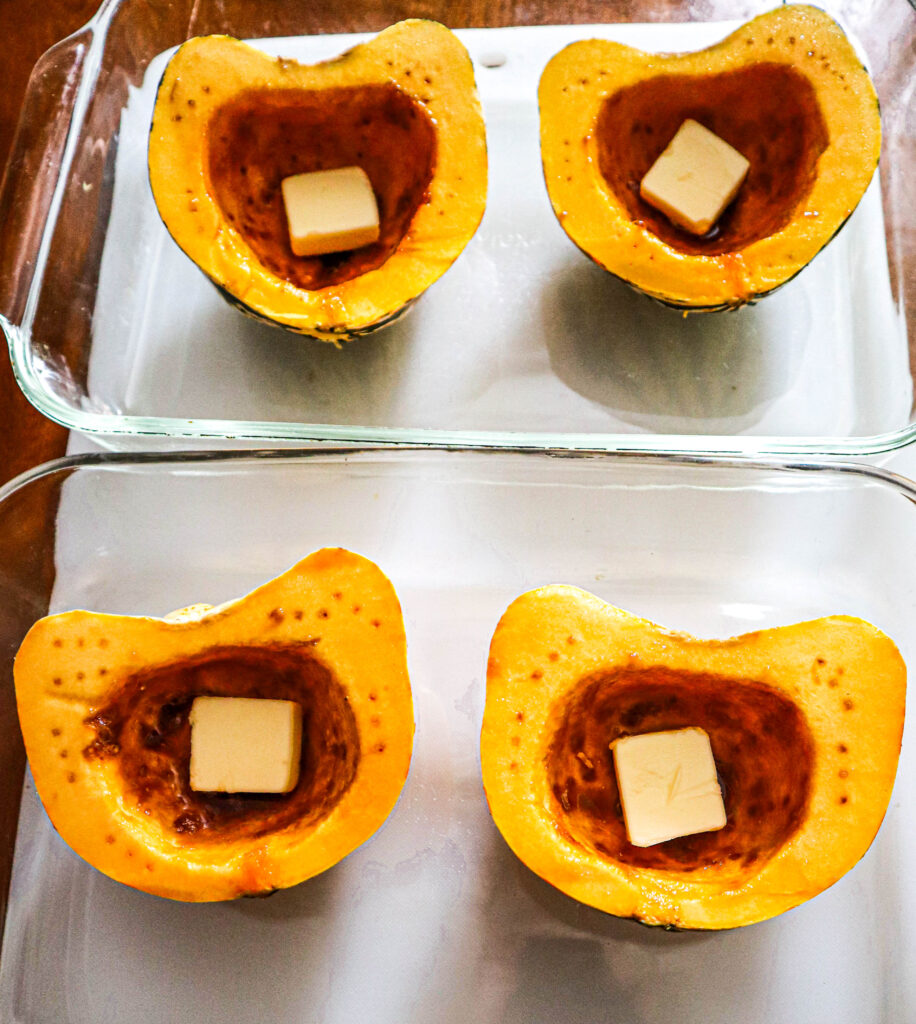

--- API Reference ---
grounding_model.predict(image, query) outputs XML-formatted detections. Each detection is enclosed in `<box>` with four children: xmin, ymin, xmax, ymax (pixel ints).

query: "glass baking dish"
<box><xmin>0</xmin><ymin>0</ymin><xmax>914</xmax><ymax>453</ymax></box>
<box><xmin>0</xmin><ymin>446</ymin><xmax>913</xmax><ymax>1022</ymax></box>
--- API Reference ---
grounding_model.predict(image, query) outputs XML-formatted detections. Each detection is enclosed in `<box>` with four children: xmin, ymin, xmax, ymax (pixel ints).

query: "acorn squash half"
<box><xmin>148</xmin><ymin>21</ymin><xmax>487</xmax><ymax>341</ymax></box>
<box><xmin>13</xmin><ymin>549</ymin><xmax>413</xmax><ymax>902</ymax></box>
<box><xmin>538</xmin><ymin>6</ymin><xmax>881</xmax><ymax>310</ymax></box>
<box><xmin>481</xmin><ymin>587</ymin><xmax>905</xmax><ymax>929</ymax></box>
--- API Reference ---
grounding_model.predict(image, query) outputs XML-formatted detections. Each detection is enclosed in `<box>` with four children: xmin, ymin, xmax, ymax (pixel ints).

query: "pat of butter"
<box><xmin>639</xmin><ymin>119</ymin><xmax>750</xmax><ymax>236</ymax></box>
<box><xmin>189</xmin><ymin>696</ymin><xmax>302</xmax><ymax>794</ymax></box>
<box><xmin>612</xmin><ymin>727</ymin><xmax>726</xmax><ymax>848</ymax></box>
<box><xmin>281</xmin><ymin>166</ymin><xmax>380</xmax><ymax>257</ymax></box>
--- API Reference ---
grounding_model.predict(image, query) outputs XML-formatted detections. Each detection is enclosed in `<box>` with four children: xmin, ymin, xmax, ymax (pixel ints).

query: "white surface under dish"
<box><xmin>77</xmin><ymin>22</ymin><xmax>909</xmax><ymax>449</ymax></box>
<box><xmin>0</xmin><ymin>449</ymin><xmax>913</xmax><ymax>1023</ymax></box>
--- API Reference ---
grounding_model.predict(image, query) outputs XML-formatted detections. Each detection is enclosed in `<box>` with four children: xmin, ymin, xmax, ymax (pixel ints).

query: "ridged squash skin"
<box><xmin>14</xmin><ymin>549</ymin><xmax>413</xmax><ymax>902</ymax></box>
<box><xmin>148</xmin><ymin>21</ymin><xmax>487</xmax><ymax>341</ymax></box>
<box><xmin>481</xmin><ymin>587</ymin><xmax>905</xmax><ymax>929</ymax></box>
<box><xmin>538</xmin><ymin>6</ymin><xmax>881</xmax><ymax>310</ymax></box>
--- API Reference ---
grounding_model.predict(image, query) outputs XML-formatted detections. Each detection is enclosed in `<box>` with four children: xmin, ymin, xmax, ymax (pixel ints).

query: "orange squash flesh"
<box><xmin>481</xmin><ymin>587</ymin><xmax>906</xmax><ymax>929</ymax></box>
<box><xmin>538</xmin><ymin>5</ymin><xmax>882</xmax><ymax>309</ymax></box>
<box><xmin>14</xmin><ymin>549</ymin><xmax>413</xmax><ymax>902</ymax></box>
<box><xmin>148</xmin><ymin>21</ymin><xmax>488</xmax><ymax>340</ymax></box>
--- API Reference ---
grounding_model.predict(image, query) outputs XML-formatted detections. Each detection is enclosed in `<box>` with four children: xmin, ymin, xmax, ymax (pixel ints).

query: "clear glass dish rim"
<box><xmin>4</xmin><ymin>0</ymin><xmax>914</xmax><ymax>459</ymax></box>
<box><xmin>7</xmin><ymin>310</ymin><xmax>916</xmax><ymax>456</ymax></box>
<box><xmin>5</xmin><ymin>444</ymin><xmax>916</xmax><ymax>508</ymax></box>
<box><xmin>6</xmin><ymin>322</ymin><xmax>916</xmax><ymax>457</ymax></box>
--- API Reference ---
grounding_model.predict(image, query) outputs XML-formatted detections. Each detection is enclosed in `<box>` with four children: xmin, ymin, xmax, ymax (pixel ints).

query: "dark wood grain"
<box><xmin>0</xmin><ymin>0</ymin><xmax>101</xmax><ymax>952</ymax></box>
<box><xmin>1</xmin><ymin>1</ymin><xmax>92</xmax><ymax>483</ymax></box>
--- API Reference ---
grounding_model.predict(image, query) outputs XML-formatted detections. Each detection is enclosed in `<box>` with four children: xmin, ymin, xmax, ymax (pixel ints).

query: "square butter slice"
<box><xmin>612</xmin><ymin>727</ymin><xmax>727</xmax><ymax>847</ymax></box>
<box><xmin>281</xmin><ymin>165</ymin><xmax>380</xmax><ymax>257</ymax></box>
<box><xmin>189</xmin><ymin>696</ymin><xmax>302</xmax><ymax>794</ymax></box>
<box><xmin>639</xmin><ymin>119</ymin><xmax>750</xmax><ymax>236</ymax></box>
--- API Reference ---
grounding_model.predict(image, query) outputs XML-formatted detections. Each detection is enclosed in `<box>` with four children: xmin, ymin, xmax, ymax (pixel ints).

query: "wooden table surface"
<box><xmin>1</xmin><ymin>1</ymin><xmax>92</xmax><ymax>486</ymax></box>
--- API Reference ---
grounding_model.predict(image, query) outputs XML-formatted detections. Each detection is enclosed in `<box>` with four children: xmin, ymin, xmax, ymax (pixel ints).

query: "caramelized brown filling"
<box><xmin>546</xmin><ymin>665</ymin><xmax>813</xmax><ymax>872</ymax></box>
<box><xmin>595</xmin><ymin>64</ymin><xmax>829</xmax><ymax>255</ymax></box>
<box><xmin>206</xmin><ymin>84</ymin><xmax>436</xmax><ymax>291</ymax></box>
<box><xmin>83</xmin><ymin>645</ymin><xmax>359</xmax><ymax>842</ymax></box>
